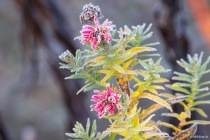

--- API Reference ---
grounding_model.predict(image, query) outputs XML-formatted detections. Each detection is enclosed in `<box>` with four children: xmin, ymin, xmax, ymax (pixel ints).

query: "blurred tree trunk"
<box><xmin>0</xmin><ymin>115</ymin><xmax>10</xmax><ymax>140</ymax></box>
<box><xmin>154</xmin><ymin>0</ymin><xmax>190</xmax><ymax>134</ymax></box>
<box><xmin>154</xmin><ymin>0</ymin><xmax>189</xmax><ymax>72</ymax></box>
<box><xmin>15</xmin><ymin>0</ymin><xmax>88</xmax><ymax>131</ymax></box>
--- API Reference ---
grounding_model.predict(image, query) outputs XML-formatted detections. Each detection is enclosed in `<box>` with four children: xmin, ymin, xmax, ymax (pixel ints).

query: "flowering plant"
<box><xmin>59</xmin><ymin>3</ymin><xmax>210</xmax><ymax>140</ymax></box>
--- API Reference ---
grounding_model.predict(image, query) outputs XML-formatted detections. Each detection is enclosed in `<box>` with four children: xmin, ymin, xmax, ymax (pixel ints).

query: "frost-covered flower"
<box><xmin>80</xmin><ymin>3</ymin><xmax>103</xmax><ymax>25</ymax></box>
<box><xmin>90</xmin><ymin>84</ymin><xmax>122</xmax><ymax>118</ymax></box>
<box><xmin>80</xmin><ymin>17</ymin><xmax>114</xmax><ymax>50</ymax></box>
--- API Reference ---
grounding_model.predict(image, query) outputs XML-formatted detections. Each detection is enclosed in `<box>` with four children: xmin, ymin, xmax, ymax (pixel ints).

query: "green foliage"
<box><xmin>159</xmin><ymin>53</ymin><xmax>210</xmax><ymax>136</ymax></box>
<box><xmin>59</xmin><ymin>3</ymin><xmax>210</xmax><ymax>140</ymax></box>
<box><xmin>131</xmin><ymin>58</ymin><xmax>172</xmax><ymax>112</ymax></box>
<box><xmin>103</xmin><ymin>97</ymin><xmax>168</xmax><ymax>140</ymax></box>
<box><xmin>59</xmin><ymin>23</ymin><xmax>158</xmax><ymax>94</ymax></box>
<box><xmin>66</xmin><ymin>118</ymin><xmax>109</xmax><ymax>140</ymax></box>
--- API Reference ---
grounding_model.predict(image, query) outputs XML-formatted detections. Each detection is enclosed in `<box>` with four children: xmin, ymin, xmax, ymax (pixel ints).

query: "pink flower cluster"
<box><xmin>90</xmin><ymin>84</ymin><xmax>122</xmax><ymax>118</ymax></box>
<box><xmin>80</xmin><ymin>17</ymin><xmax>114</xmax><ymax>50</ymax></box>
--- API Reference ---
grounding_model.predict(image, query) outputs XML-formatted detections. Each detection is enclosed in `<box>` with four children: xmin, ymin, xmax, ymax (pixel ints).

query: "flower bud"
<box><xmin>80</xmin><ymin>3</ymin><xmax>103</xmax><ymax>25</ymax></box>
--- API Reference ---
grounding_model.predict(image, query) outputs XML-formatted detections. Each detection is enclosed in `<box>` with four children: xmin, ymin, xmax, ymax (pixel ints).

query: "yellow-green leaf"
<box><xmin>90</xmin><ymin>56</ymin><xmax>106</xmax><ymax>63</ymax></box>
<box><xmin>161</xmin><ymin>113</ymin><xmax>180</xmax><ymax>121</ymax></box>
<box><xmin>106</xmin><ymin>128</ymin><xmax>127</xmax><ymax>134</ymax></box>
<box><xmin>101</xmin><ymin>70</ymin><xmax>115</xmax><ymax>82</ymax></box>
<box><xmin>167</xmin><ymin>84</ymin><xmax>191</xmax><ymax>94</ymax></box>
<box><xmin>131</xmin><ymin>91</ymin><xmax>142</xmax><ymax>99</ymax></box>
<box><xmin>196</xmin><ymin>92</ymin><xmax>210</xmax><ymax>99</ymax></box>
<box><xmin>125</xmin><ymin>70</ymin><xmax>137</xmax><ymax>75</ymax></box>
<box><xmin>122</xmin><ymin>57</ymin><xmax>135</xmax><ymax>69</ymax></box>
<box><xmin>112</xmin><ymin>63</ymin><xmax>125</xmax><ymax>74</ymax></box>
<box><xmin>97</xmin><ymin>70</ymin><xmax>110</xmax><ymax>74</ymax></box>
<box><xmin>182</xmin><ymin>120</ymin><xmax>210</xmax><ymax>126</ymax></box>
<box><xmin>85</xmin><ymin>56</ymin><xmax>106</xmax><ymax>66</ymax></box>
<box><xmin>108</xmin><ymin>133</ymin><xmax>116</xmax><ymax>140</ymax></box>
<box><xmin>126</xmin><ymin>47</ymin><xmax>156</xmax><ymax>54</ymax></box>
<box><xmin>130</xmin><ymin>104</ymin><xmax>137</xmax><ymax>115</ymax></box>
<box><xmin>140</xmin><ymin>96</ymin><xmax>187</xmax><ymax>120</ymax></box>
<box><xmin>139</xmin><ymin>93</ymin><xmax>172</xmax><ymax>112</ymax></box>
<box><xmin>153</xmin><ymin>78</ymin><xmax>169</xmax><ymax>83</ymax></box>
<box><xmin>132</xmin><ymin>114</ymin><xmax>139</xmax><ymax>127</ymax></box>
<box><xmin>193</xmin><ymin>100</ymin><xmax>210</xmax><ymax>106</ymax></box>
<box><xmin>158</xmin><ymin>122</ymin><xmax>180</xmax><ymax>132</ymax></box>
<box><xmin>191</xmin><ymin>108</ymin><xmax>208</xmax><ymax>118</ymax></box>
<box><xmin>147</xmin><ymin>86</ymin><xmax>158</xmax><ymax>95</ymax></box>
<box><xmin>142</xmin><ymin>132</ymin><xmax>169</xmax><ymax>140</ymax></box>
<box><xmin>152</xmin><ymin>85</ymin><xmax>165</xmax><ymax>90</ymax></box>
<box><xmin>139</xmin><ymin>114</ymin><xmax>155</xmax><ymax>127</ymax></box>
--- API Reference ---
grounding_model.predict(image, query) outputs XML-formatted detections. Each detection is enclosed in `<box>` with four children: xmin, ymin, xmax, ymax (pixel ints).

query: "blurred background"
<box><xmin>0</xmin><ymin>0</ymin><xmax>210</xmax><ymax>140</ymax></box>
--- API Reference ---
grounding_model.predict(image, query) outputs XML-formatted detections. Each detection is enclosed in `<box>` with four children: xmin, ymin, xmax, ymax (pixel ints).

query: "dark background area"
<box><xmin>0</xmin><ymin>0</ymin><xmax>210</xmax><ymax>140</ymax></box>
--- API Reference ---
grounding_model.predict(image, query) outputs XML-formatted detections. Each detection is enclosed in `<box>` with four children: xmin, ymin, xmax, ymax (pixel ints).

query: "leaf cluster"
<box><xmin>66</xmin><ymin>118</ymin><xmax>109</xmax><ymax>140</ymax></box>
<box><xmin>159</xmin><ymin>53</ymin><xmax>210</xmax><ymax>137</ymax></box>
<box><xmin>59</xmin><ymin>6</ymin><xmax>210</xmax><ymax>139</ymax></box>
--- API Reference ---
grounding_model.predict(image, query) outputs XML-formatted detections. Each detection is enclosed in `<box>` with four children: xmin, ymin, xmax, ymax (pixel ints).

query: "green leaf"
<box><xmin>90</xmin><ymin>120</ymin><xmax>97</xmax><ymax>138</ymax></box>
<box><xmin>193</xmin><ymin>100</ymin><xmax>210</xmax><ymax>106</ymax></box>
<box><xmin>139</xmin><ymin>114</ymin><xmax>155</xmax><ymax>127</ymax></box>
<box><xmin>142</xmin><ymin>23</ymin><xmax>152</xmax><ymax>35</ymax></box>
<box><xmin>151</xmin><ymin>85</ymin><xmax>165</xmax><ymax>90</ymax></box>
<box><xmin>139</xmin><ymin>60</ymin><xmax>149</xmax><ymax>70</ymax></box>
<box><xmin>196</xmin><ymin>92</ymin><xmax>210</xmax><ymax>99</ymax></box>
<box><xmin>177</xmin><ymin>60</ymin><xmax>193</xmax><ymax>73</ymax></box>
<box><xmin>172</xmin><ymin>76</ymin><xmax>192</xmax><ymax>84</ymax></box>
<box><xmin>140</xmin><ymin>96</ymin><xmax>187</xmax><ymax>119</ymax></box>
<box><xmin>106</xmin><ymin>127</ymin><xmax>127</xmax><ymax>133</ymax></box>
<box><xmin>202</xmin><ymin>69</ymin><xmax>210</xmax><ymax>75</ymax></box>
<box><xmin>95</xmin><ymin>72</ymin><xmax>101</xmax><ymax>81</ymax></box>
<box><xmin>142</xmin><ymin>132</ymin><xmax>169</xmax><ymax>140</ymax></box>
<box><xmin>199</xmin><ymin>81</ymin><xmax>210</xmax><ymax>87</ymax></box>
<box><xmin>97</xmin><ymin>132</ymin><xmax>110</xmax><ymax>140</ymax></box>
<box><xmin>153</xmin><ymin>78</ymin><xmax>169</xmax><ymax>83</ymax></box>
<box><xmin>65</xmin><ymin>74</ymin><xmax>85</xmax><ymax>79</ymax></box>
<box><xmin>167</xmin><ymin>84</ymin><xmax>191</xmax><ymax>95</ymax></box>
<box><xmin>141</xmin><ymin>42</ymin><xmax>160</xmax><ymax>47</ymax></box>
<box><xmin>183</xmin><ymin>120</ymin><xmax>210</xmax><ymax>126</ymax></box>
<box><xmin>191</xmin><ymin>108</ymin><xmax>208</xmax><ymax>118</ymax></box>
<box><xmin>147</xmin><ymin>86</ymin><xmax>158</xmax><ymax>95</ymax></box>
<box><xmin>76</xmin><ymin>83</ymin><xmax>92</xmax><ymax>95</ymax></box>
<box><xmin>200</xmin><ymin>56</ymin><xmax>210</xmax><ymax>73</ymax></box>
<box><xmin>172</xmin><ymin>82</ymin><xmax>192</xmax><ymax>88</ymax></box>
<box><xmin>84</xmin><ymin>84</ymin><xmax>99</xmax><ymax>92</ymax></box>
<box><xmin>161</xmin><ymin>113</ymin><xmax>180</xmax><ymax>120</ymax></box>
<box><xmin>142</xmin><ymin>32</ymin><xmax>153</xmax><ymax>41</ymax></box>
<box><xmin>158</xmin><ymin>122</ymin><xmax>180</xmax><ymax>132</ymax></box>
<box><xmin>87</xmin><ymin>66</ymin><xmax>94</xmax><ymax>74</ymax></box>
<box><xmin>86</xmin><ymin>118</ymin><xmax>90</xmax><ymax>135</ymax></box>
<box><xmin>108</xmin><ymin>133</ymin><xmax>116</xmax><ymax>140</ymax></box>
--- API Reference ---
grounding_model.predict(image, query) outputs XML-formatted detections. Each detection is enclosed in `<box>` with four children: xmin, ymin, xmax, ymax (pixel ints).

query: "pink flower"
<box><xmin>80</xmin><ymin>17</ymin><xmax>114</xmax><ymax>50</ymax></box>
<box><xmin>90</xmin><ymin>84</ymin><xmax>122</xmax><ymax>118</ymax></box>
